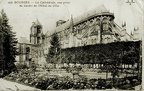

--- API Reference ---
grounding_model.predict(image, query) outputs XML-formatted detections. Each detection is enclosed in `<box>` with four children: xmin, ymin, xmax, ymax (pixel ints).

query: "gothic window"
<box><xmin>96</xmin><ymin>19</ymin><xmax>100</xmax><ymax>25</ymax></box>
<box><xmin>37</xmin><ymin>29</ymin><xmax>41</xmax><ymax>34</ymax></box>
<box><xmin>34</xmin><ymin>27</ymin><xmax>37</xmax><ymax>34</ymax></box>
<box><xmin>92</xmin><ymin>18</ymin><xmax>96</xmax><ymax>26</ymax></box>
<box><xmin>102</xmin><ymin>18</ymin><xmax>109</xmax><ymax>30</ymax></box>
<box><xmin>95</xmin><ymin>38</ymin><xmax>97</xmax><ymax>43</ymax></box>
<box><xmin>81</xmin><ymin>41</ymin><xmax>83</xmax><ymax>45</ymax></box>
<box><xmin>89</xmin><ymin>19</ymin><xmax>93</xmax><ymax>26</ymax></box>
<box><xmin>91</xmin><ymin>39</ymin><xmax>93</xmax><ymax>44</ymax></box>
<box><xmin>26</xmin><ymin>47</ymin><xmax>30</xmax><ymax>53</ymax></box>
<box><xmin>37</xmin><ymin>37</ymin><xmax>40</xmax><ymax>44</ymax></box>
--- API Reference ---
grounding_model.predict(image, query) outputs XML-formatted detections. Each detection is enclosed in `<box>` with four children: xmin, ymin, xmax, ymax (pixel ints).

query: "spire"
<box><xmin>122</xmin><ymin>21</ymin><xmax>124</xmax><ymax>27</ymax></box>
<box><xmin>134</xmin><ymin>26</ymin><xmax>136</xmax><ymax>31</ymax></box>
<box><xmin>36</xmin><ymin>18</ymin><xmax>42</xmax><ymax>26</ymax></box>
<box><xmin>122</xmin><ymin>21</ymin><xmax>126</xmax><ymax>27</ymax></box>
<box><xmin>124</xmin><ymin>21</ymin><xmax>126</xmax><ymax>26</ymax></box>
<box><xmin>113</xmin><ymin>11</ymin><xmax>114</xmax><ymax>16</ymax></box>
<box><xmin>130</xmin><ymin>31</ymin><xmax>133</xmax><ymax>36</ymax></box>
<box><xmin>70</xmin><ymin>15</ymin><xmax>74</xmax><ymax>33</ymax></box>
<box><xmin>32</xmin><ymin>22</ymin><xmax>36</xmax><ymax>26</ymax></box>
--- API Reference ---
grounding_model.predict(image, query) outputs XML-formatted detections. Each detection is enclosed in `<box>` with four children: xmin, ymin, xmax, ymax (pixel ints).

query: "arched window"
<box><xmin>96</xmin><ymin>19</ymin><xmax>100</xmax><ymax>25</ymax></box>
<box><xmin>95</xmin><ymin>38</ymin><xmax>97</xmax><ymax>43</ymax></box>
<box><xmin>107</xmin><ymin>37</ymin><xmax>110</xmax><ymax>43</ymax></box>
<box><xmin>89</xmin><ymin>19</ymin><xmax>94</xmax><ymax>26</ymax></box>
<box><xmin>34</xmin><ymin>26</ymin><xmax>37</xmax><ymax>34</ymax></box>
<box><xmin>102</xmin><ymin>18</ymin><xmax>109</xmax><ymax>30</ymax></box>
<box><xmin>91</xmin><ymin>39</ymin><xmax>93</xmax><ymax>44</ymax></box>
<box><xmin>26</xmin><ymin>47</ymin><xmax>30</xmax><ymax>53</ymax></box>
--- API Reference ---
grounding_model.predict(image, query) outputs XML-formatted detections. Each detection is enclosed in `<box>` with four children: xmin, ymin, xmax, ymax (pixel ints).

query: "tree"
<box><xmin>1</xmin><ymin>9</ymin><xmax>18</xmax><ymax>75</ymax></box>
<box><xmin>0</xmin><ymin>11</ymin><xmax>4</xmax><ymax>76</ymax></box>
<box><xmin>47</xmin><ymin>33</ymin><xmax>60</xmax><ymax>67</ymax></box>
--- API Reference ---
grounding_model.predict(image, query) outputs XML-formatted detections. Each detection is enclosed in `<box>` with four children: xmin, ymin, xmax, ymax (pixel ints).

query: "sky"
<box><xmin>0</xmin><ymin>0</ymin><xmax>143</xmax><ymax>40</ymax></box>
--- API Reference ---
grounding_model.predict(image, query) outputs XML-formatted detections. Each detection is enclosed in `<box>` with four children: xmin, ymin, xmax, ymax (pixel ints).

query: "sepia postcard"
<box><xmin>0</xmin><ymin>0</ymin><xmax>143</xmax><ymax>90</ymax></box>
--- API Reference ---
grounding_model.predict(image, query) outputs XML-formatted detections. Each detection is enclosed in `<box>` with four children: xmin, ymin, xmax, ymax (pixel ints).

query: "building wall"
<box><xmin>16</xmin><ymin>43</ymin><xmax>32</xmax><ymax>66</ymax></box>
<box><xmin>45</xmin><ymin>14</ymin><xmax>120</xmax><ymax>49</ymax></box>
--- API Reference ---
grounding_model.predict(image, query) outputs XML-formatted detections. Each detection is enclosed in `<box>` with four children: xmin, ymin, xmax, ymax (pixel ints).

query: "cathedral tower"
<box><xmin>30</xmin><ymin>19</ymin><xmax>43</xmax><ymax>45</ymax></box>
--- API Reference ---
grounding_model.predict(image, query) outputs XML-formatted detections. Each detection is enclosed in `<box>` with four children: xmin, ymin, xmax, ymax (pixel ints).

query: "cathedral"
<box><xmin>43</xmin><ymin>5</ymin><xmax>139</xmax><ymax>54</ymax></box>
<box><xmin>16</xmin><ymin>5</ymin><xmax>140</xmax><ymax>67</ymax></box>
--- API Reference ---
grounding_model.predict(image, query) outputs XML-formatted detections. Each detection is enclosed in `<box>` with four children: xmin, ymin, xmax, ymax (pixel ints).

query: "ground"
<box><xmin>0</xmin><ymin>78</ymin><xmax>39</xmax><ymax>90</ymax></box>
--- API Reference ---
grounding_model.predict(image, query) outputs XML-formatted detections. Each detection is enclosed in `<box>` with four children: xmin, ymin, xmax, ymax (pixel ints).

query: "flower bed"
<box><xmin>4</xmin><ymin>69</ymin><xmax>141</xmax><ymax>90</ymax></box>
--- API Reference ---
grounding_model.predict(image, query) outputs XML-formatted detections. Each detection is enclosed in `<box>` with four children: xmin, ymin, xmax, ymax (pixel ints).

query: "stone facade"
<box><xmin>44</xmin><ymin>5</ymin><xmax>137</xmax><ymax>54</ymax></box>
<box><xmin>16</xmin><ymin>5</ymin><xmax>140</xmax><ymax>68</ymax></box>
<box><xmin>15</xmin><ymin>37</ymin><xmax>32</xmax><ymax>66</ymax></box>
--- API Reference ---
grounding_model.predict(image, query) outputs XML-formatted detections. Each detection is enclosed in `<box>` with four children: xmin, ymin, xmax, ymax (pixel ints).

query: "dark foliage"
<box><xmin>0</xmin><ymin>9</ymin><xmax>18</xmax><ymax>76</ymax></box>
<box><xmin>56</xmin><ymin>41</ymin><xmax>141</xmax><ymax>65</ymax></box>
<box><xmin>47</xmin><ymin>33</ymin><xmax>61</xmax><ymax>64</ymax></box>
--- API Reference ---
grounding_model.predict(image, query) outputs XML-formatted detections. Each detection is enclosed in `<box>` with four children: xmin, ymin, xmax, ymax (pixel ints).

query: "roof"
<box><xmin>18</xmin><ymin>37</ymin><xmax>30</xmax><ymax>44</ymax></box>
<box><xmin>35</xmin><ymin>19</ymin><xmax>42</xmax><ymax>26</ymax></box>
<box><xmin>31</xmin><ymin>19</ymin><xmax>42</xmax><ymax>28</ymax></box>
<box><xmin>46</xmin><ymin>4</ymin><xmax>114</xmax><ymax>36</ymax></box>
